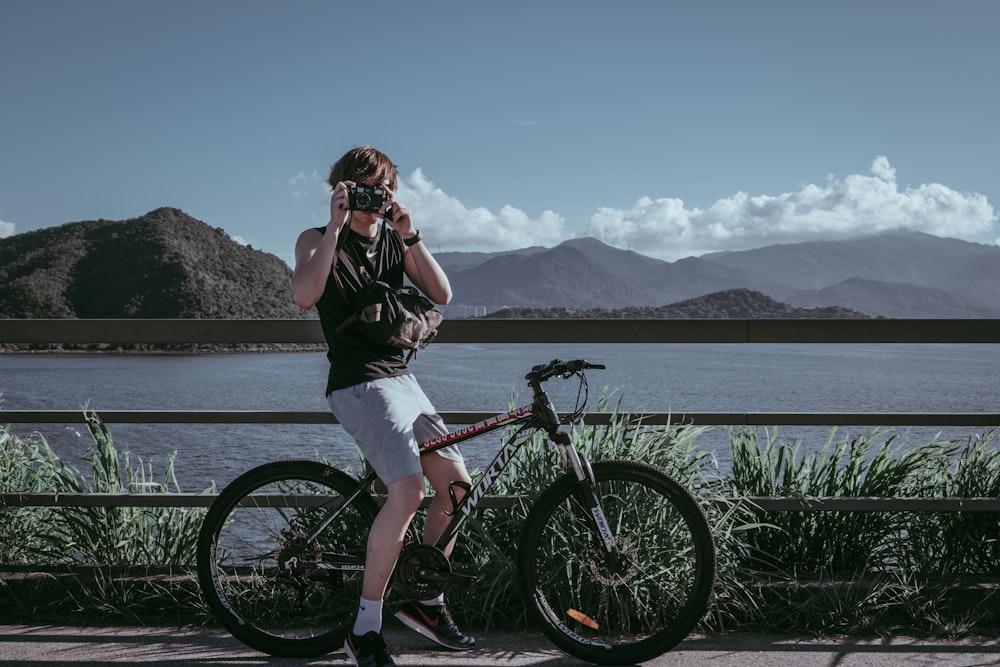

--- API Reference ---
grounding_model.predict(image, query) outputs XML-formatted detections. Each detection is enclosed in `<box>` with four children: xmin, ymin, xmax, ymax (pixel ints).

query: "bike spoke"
<box><xmin>519</xmin><ymin>461</ymin><xmax>715</xmax><ymax>665</ymax></box>
<box><xmin>198</xmin><ymin>462</ymin><xmax>378</xmax><ymax>657</ymax></box>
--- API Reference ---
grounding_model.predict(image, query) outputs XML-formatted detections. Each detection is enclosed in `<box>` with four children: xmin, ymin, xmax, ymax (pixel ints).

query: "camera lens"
<box><xmin>355</xmin><ymin>192</ymin><xmax>372</xmax><ymax>209</ymax></box>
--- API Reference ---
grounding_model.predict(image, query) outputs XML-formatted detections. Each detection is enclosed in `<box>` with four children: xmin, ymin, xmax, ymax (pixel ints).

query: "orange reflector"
<box><xmin>566</xmin><ymin>608</ymin><xmax>600</xmax><ymax>630</ymax></box>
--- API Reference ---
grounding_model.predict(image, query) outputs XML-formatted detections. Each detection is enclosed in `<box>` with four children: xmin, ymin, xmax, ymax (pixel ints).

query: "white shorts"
<box><xmin>326</xmin><ymin>374</ymin><xmax>464</xmax><ymax>485</ymax></box>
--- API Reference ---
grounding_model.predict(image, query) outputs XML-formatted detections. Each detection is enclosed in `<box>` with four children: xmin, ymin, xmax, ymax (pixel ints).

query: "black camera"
<box><xmin>348</xmin><ymin>185</ymin><xmax>388</xmax><ymax>212</ymax></box>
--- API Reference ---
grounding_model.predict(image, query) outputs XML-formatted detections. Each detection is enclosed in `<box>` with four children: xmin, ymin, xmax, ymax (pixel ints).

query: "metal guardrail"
<box><xmin>4</xmin><ymin>492</ymin><xmax>1000</xmax><ymax>512</ymax></box>
<box><xmin>2</xmin><ymin>317</ymin><xmax>1000</xmax><ymax>343</ymax></box>
<box><xmin>2</xmin><ymin>318</ymin><xmax>999</xmax><ymax>513</ymax></box>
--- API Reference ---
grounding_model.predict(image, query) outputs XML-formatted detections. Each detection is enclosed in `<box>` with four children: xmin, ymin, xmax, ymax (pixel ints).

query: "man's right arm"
<box><xmin>291</xmin><ymin>227</ymin><xmax>338</xmax><ymax>309</ymax></box>
<box><xmin>291</xmin><ymin>184</ymin><xmax>352</xmax><ymax>309</ymax></box>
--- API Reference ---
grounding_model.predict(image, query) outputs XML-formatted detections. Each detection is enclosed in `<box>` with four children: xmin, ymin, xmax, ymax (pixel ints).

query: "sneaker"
<box><xmin>394</xmin><ymin>600</ymin><xmax>476</xmax><ymax>650</ymax></box>
<box><xmin>344</xmin><ymin>630</ymin><xmax>396</xmax><ymax>667</ymax></box>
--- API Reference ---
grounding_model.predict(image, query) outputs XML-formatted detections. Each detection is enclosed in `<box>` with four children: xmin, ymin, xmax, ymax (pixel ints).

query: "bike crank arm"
<box><xmin>414</xmin><ymin>570</ymin><xmax>485</xmax><ymax>586</ymax></box>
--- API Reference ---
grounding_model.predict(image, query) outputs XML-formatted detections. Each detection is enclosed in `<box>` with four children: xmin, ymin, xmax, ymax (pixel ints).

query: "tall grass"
<box><xmin>0</xmin><ymin>424</ymin><xmax>72</xmax><ymax>563</ymax></box>
<box><xmin>722</xmin><ymin>426</ymin><xmax>1000</xmax><ymax>635</ymax></box>
<box><xmin>3</xmin><ymin>413</ymin><xmax>1000</xmax><ymax>635</ymax></box>
<box><xmin>0</xmin><ymin>414</ymin><xmax>213</xmax><ymax>623</ymax></box>
<box><xmin>907</xmin><ymin>430</ymin><xmax>1000</xmax><ymax>576</ymax></box>
<box><xmin>729</xmin><ymin>427</ymin><xmax>951</xmax><ymax>576</ymax></box>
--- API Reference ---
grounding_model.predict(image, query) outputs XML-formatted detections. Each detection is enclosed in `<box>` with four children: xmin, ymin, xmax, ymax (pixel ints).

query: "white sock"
<box><xmin>353</xmin><ymin>597</ymin><xmax>383</xmax><ymax>636</ymax></box>
<box><xmin>420</xmin><ymin>593</ymin><xmax>445</xmax><ymax>607</ymax></box>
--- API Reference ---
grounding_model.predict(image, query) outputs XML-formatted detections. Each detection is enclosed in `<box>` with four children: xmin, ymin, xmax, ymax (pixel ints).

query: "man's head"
<box><xmin>328</xmin><ymin>146</ymin><xmax>398</xmax><ymax>190</ymax></box>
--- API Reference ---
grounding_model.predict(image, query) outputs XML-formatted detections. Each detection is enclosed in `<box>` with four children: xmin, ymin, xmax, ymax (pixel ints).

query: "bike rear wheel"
<box><xmin>196</xmin><ymin>460</ymin><xmax>378</xmax><ymax>657</ymax></box>
<box><xmin>518</xmin><ymin>460</ymin><xmax>716</xmax><ymax>665</ymax></box>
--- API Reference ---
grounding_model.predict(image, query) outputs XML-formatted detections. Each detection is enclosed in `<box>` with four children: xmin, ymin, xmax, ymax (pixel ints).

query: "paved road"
<box><xmin>2</xmin><ymin>625</ymin><xmax>999</xmax><ymax>666</ymax></box>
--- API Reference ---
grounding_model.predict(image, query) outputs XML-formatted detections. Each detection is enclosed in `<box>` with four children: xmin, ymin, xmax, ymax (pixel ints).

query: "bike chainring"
<box><xmin>396</xmin><ymin>544</ymin><xmax>451</xmax><ymax>598</ymax></box>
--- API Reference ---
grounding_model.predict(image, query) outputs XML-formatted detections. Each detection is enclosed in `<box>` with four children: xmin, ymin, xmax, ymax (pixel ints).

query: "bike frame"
<box><xmin>361</xmin><ymin>380</ymin><xmax>616</xmax><ymax>557</ymax></box>
<box><xmin>302</xmin><ymin>365</ymin><xmax>622</xmax><ymax>574</ymax></box>
<box><xmin>359</xmin><ymin>401</ymin><xmax>543</xmax><ymax>550</ymax></box>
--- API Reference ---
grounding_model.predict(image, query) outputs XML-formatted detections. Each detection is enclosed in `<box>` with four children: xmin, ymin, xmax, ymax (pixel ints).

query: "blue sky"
<box><xmin>2</xmin><ymin>1</ymin><xmax>997</xmax><ymax>266</ymax></box>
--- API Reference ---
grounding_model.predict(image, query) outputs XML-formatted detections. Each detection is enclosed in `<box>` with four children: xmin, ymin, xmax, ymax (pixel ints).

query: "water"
<box><xmin>1</xmin><ymin>344</ymin><xmax>997</xmax><ymax>490</ymax></box>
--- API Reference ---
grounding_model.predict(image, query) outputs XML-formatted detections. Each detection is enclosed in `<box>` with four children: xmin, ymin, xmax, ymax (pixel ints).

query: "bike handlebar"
<box><xmin>525</xmin><ymin>359</ymin><xmax>605</xmax><ymax>384</ymax></box>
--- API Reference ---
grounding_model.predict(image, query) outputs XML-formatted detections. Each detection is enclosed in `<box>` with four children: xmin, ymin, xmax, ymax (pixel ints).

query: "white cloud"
<box><xmin>292</xmin><ymin>156</ymin><xmax>998</xmax><ymax>259</ymax></box>
<box><xmin>290</xmin><ymin>169</ymin><xmax>322</xmax><ymax>200</ymax></box>
<box><xmin>585</xmin><ymin>156</ymin><xmax>998</xmax><ymax>260</ymax></box>
<box><xmin>291</xmin><ymin>167</ymin><xmax>568</xmax><ymax>251</ymax></box>
<box><xmin>397</xmin><ymin>168</ymin><xmax>567</xmax><ymax>251</ymax></box>
<box><xmin>0</xmin><ymin>220</ymin><xmax>15</xmax><ymax>238</ymax></box>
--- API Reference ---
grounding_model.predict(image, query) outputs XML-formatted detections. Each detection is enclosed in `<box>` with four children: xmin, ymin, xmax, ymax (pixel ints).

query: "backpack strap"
<box><xmin>329</xmin><ymin>216</ymin><xmax>373</xmax><ymax>317</ymax></box>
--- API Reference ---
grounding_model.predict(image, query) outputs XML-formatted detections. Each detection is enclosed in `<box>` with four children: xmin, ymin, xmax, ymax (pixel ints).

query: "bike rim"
<box><xmin>207</xmin><ymin>472</ymin><xmax>372</xmax><ymax>647</ymax></box>
<box><xmin>523</xmin><ymin>466</ymin><xmax>713</xmax><ymax>661</ymax></box>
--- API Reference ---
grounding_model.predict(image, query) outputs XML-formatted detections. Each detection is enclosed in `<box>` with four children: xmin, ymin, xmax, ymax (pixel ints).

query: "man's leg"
<box><xmin>421</xmin><ymin>453</ymin><xmax>473</xmax><ymax>554</ymax></box>
<box><xmin>346</xmin><ymin>473</ymin><xmax>424</xmax><ymax>667</ymax></box>
<box><xmin>360</xmin><ymin>472</ymin><xmax>425</xmax><ymax>602</ymax></box>
<box><xmin>393</xmin><ymin>454</ymin><xmax>476</xmax><ymax>650</ymax></box>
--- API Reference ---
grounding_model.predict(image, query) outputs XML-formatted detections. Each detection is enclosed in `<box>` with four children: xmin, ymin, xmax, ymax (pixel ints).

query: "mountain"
<box><xmin>561</xmin><ymin>238</ymin><xmax>774</xmax><ymax>305</ymax></box>
<box><xmin>435</xmin><ymin>245</ymin><xmax>548</xmax><ymax>273</ymax></box>
<box><xmin>3</xmin><ymin>210</ymin><xmax>997</xmax><ymax>321</ymax></box>
<box><xmin>449</xmin><ymin>244</ymin><xmax>662</xmax><ymax>309</ymax></box>
<box><xmin>488</xmin><ymin>288</ymin><xmax>868</xmax><ymax>319</ymax></box>
<box><xmin>445</xmin><ymin>239</ymin><xmax>770</xmax><ymax>310</ymax></box>
<box><xmin>440</xmin><ymin>230</ymin><xmax>1000</xmax><ymax>317</ymax></box>
<box><xmin>0</xmin><ymin>208</ymin><xmax>311</xmax><ymax>320</ymax></box>
<box><xmin>787</xmin><ymin>277</ymin><xmax>1000</xmax><ymax>319</ymax></box>
<box><xmin>704</xmin><ymin>230</ymin><xmax>1000</xmax><ymax>307</ymax></box>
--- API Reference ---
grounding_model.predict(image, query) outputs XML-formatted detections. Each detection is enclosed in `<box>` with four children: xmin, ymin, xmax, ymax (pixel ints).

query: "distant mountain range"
<box><xmin>487</xmin><ymin>289</ymin><xmax>868</xmax><ymax>319</ymax></box>
<box><xmin>1</xmin><ymin>209</ymin><xmax>998</xmax><ymax>325</ymax></box>
<box><xmin>437</xmin><ymin>231</ymin><xmax>1000</xmax><ymax>318</ymax></box>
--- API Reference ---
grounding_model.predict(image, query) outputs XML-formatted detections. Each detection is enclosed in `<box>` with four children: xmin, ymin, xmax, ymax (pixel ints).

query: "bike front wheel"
<box><xmin>196</xmin><ymin>460</ymin><xmax>378</xmax><ymax>658</ymax></box>
<box><xmin>518</xmin><ymin>460</ymin><xmax>716</xmax><ymax>665</ymax></box>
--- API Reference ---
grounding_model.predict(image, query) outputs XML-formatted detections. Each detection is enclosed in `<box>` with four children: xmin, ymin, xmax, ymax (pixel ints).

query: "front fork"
<box><xmin>548</xmin><ymin>429</ymin><xmax>623</xmax><ymax>564</ymax></box>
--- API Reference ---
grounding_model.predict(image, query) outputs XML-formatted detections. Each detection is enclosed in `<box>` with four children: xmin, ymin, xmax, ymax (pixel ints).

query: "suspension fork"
<box><xmin>532</xmin><ymin>381</ymin><xmax>623</xmax><ymax>561</ymax></box>
<box><xmin>547</xmin><ymin>429</ymin><xmax>623</xmax><ymax>563</ymax></box>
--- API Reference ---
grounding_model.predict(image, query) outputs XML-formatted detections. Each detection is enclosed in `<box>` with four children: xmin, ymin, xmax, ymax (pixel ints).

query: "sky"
<box><xmin>1</xmin><ymin>1</ymin><xmax>998</xmax><ymax>267</ymax></box>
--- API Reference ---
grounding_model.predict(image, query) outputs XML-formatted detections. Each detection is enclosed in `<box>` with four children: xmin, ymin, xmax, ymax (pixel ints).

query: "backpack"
<box><xmin>329</xmin><ymin>221</ymin><xmax>444</xmax><ymax>360</ymax></box>
<box><xmin>336</xmin><ymin>280</ymin><xmax>443</xmax><ymax>359</ymax></box>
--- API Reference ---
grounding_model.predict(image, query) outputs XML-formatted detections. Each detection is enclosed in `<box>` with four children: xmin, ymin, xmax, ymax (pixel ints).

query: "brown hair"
<box><xmin>327</xmin><ymin>146</ymin><xmax>398</xmax><ymax>191</ymax></box>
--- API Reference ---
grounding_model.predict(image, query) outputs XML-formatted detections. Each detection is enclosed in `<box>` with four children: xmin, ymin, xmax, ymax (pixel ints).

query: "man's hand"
<box><xmin>329</xmin><ymin>181</ymin><xmax>355</xmax><ymax>231</ymax></box>
<box><xmin>381</xmin><ymin>191</ymin><xmax>417</xmax><ymax>240</ymax></box>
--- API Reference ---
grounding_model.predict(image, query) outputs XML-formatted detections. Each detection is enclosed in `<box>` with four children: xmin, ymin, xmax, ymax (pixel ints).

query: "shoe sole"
<box><xmin>344</xmin><ymin>637</ymin><xmax>395</xmax><ymax>666</ymax></box>
<box><xmin>394</xmin><ymin>610</ymin><xmax>476</xmax><ymax>651</ymax></box>
<box><xmin>343</xmin><ymin>639</ymin><xmax>359</xmax><ymax>666</ymax></box>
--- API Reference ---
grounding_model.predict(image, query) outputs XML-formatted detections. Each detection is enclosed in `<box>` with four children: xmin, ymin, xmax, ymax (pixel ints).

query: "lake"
<box><xmin>1</xmin><ymin>343</ymin><xmax>997</xmax><ymax>490</ymax></box>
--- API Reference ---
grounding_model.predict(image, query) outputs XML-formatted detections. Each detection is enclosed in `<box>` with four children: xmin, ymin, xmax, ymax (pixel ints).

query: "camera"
<box><xmin>348</xmin><ymin>185</ymin><xmax>388</xmax><ymax>212</ymax></box>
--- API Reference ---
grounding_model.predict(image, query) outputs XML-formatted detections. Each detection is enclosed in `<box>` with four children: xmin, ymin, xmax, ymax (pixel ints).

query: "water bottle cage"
<box><xmin>446</xmin><ymin>480</ymin><xmax>472</xmax><ymax>516</ymax></box>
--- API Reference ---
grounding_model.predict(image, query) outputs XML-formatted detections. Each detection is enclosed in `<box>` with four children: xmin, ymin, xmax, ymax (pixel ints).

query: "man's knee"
<box><xmin>386</xmin><ymin>473</ymin><xmax>426</xmax><ymax>513</ymax></box>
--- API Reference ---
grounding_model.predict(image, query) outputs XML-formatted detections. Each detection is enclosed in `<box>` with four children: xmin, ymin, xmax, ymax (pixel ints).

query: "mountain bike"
<box><xmin>196</xmin><ymin>359</ymin><xmax>716</xmax><ymax>665</ymax></box>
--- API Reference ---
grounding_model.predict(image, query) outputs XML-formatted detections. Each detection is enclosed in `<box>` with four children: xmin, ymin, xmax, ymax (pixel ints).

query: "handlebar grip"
<box><xmin>525</xmin><ymin>359</ymin><xmax>605</xmax><ymax>382</ymax></box>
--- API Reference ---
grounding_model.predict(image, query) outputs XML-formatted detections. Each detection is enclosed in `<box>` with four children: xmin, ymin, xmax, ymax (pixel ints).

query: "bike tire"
<box><xmin>517</xmin><ymin>460</ymin><xmax>716</xmax><ymax>665</ymax></box>
<box><xmin>196</xmin><ymin>460</ymin><xmax>379</xmax><ymax>658</ymax></box>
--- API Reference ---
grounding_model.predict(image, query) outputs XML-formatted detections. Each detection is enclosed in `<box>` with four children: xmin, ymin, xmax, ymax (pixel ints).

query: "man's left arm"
<box><xmin>403</xmin><ymin>236</ymin><xmax>452</xmax><ymax>305</ymax></box>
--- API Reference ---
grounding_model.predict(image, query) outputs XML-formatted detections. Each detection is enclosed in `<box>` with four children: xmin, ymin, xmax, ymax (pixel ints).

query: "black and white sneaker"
<box><xmin>344</xmin><ymin>630</ymin><xmax>396</xmax><ymax>667</ymax></box>
<box><xmin>394</xmin><ymin>600</ymin><xmax>476</xmax><ymax>650</ymax></box>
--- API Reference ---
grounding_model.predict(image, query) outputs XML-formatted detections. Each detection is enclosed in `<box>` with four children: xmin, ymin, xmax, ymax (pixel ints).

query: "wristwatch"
<box><xmin>403</xmin><ymin>230</ymin><xmax>422</xmax><ymax>247</ymax></box>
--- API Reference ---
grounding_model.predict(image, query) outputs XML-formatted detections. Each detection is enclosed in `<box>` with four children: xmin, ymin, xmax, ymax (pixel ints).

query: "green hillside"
<box><xmin>487</xmin><ymin>289</ymin><xmax>869</xmax><ymax>319</ymax></box>
<box><xmin>0</xmin><ymin>208</ymin><xmax>315</xmax><ymax>351</ymax></box>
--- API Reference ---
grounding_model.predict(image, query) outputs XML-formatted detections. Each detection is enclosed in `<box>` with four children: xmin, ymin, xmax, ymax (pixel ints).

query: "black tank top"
<box><xmin>313</xmin><ymin>222</ymin><xmax>409</xmax><ymax>395</ymax></box>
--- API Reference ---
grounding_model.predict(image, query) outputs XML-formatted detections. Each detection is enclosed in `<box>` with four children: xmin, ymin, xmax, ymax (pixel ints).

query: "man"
<box><xmin>291</xmin><ymin>146</ymin><xmax>475</xmax><ymax>667</ymax></box>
